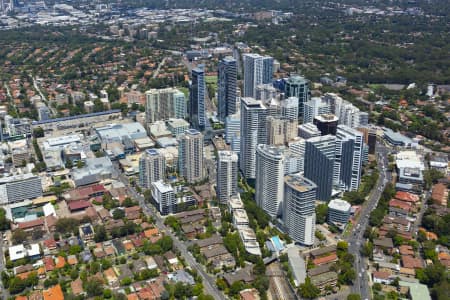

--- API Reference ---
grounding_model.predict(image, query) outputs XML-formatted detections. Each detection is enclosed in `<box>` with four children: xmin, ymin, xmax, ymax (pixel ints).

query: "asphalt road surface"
<box><xmin>347</xmin><ymin>142</ymin><xmax>392</xmax><ymax>300</ymax></box>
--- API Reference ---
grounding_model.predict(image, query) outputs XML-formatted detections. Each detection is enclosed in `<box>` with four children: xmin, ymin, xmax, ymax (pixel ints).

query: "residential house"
<box><xmin>164</xmin><ymin>251</ymin><xmax>178</xmax><ymax>265</ymax></box>
<box><xmin>124</xmin><ymin>206</ymin><xmax>141</xmax><ymax>220</ymax></box>
<box><xmin>202</xmin><ymin>245</ymin><xmax>236</xmax><ymax>269</ymax></box>
<box><xmin>71</xmin><ymin>278</ymin><xmax>85</xmax><ymax>296</ymax></box>
<box><xmin>373</xmin><ymin>271</ymin><xmax>393</xmax><ymax>285</ymax></box>
<box><xmin>104</xmin><ymin>267</ymin><xmax>119</xmax><ymax>287</ymax></box>
<box><xmin>43</xmin><ymin>284</ymin><xmax>64</xmax><ymax>300</ymax></box>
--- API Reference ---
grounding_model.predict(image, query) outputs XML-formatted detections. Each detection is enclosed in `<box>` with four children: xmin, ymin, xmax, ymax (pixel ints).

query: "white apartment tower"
<box><xmin>178</xmin><ymin>129</ymin><xmax>204</xmax><ymax>183</ymax></box>
<box><xmin>334</xmin><ymin>125</ymin><xmax>364</xmax><ymax>191</ymax></box>
<box><xmin>240</xmin><ymin>97</ymin><xmax>267</xmax><ymax>180</ymax></box>
<box><xmin>283</xmin><ymin>173</ymin><xmax>317</xmax><ymax>246</ymax></box>
<box><xmin>216</xmin><ymin>151</ymin><xmax>239</xmax><ymax>204</ymax></box>
<box><xmin>255</xmin><ymin>144</ymin><xmax>285</xmax><ymax>218</ymax></box>
<box><xmin>139</xmin><ymin>149</ymin><xmax>166</xmax><ymax>189</ymax></box>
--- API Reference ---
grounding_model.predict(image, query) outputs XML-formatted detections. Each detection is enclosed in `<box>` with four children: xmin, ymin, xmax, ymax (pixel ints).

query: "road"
<box><xmin>0</xmin><ymin>234</ymin><xmax>8</xmax><ymax>299</ymax></box>
<box><xmin>347</xmin><ymin>142</ymin><xmax>392</xmax><ymax>300</ymax></box>
<box><xmin>114</xmin><ymin>167</ymin><xmax>226</xmax><ymax>300</ymax></box>
<box><xmin>30</xmin><ymin>75</ymin><xmax>57</xmax><ymax>117</ymax></box>
<box><xmin>152</xmin><ymin>56</ymin><xmax>168</xmax><ymax>79</ymax></box>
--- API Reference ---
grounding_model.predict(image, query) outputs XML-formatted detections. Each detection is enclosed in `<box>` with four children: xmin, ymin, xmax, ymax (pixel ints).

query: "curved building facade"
<box><xmin>255</xmin><ymin>144</ymin><xmax>285</xmax><ymax>218</ymax></box>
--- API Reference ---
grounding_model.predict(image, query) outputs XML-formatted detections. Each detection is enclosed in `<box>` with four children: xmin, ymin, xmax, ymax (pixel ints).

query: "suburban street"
<box><xmin>0</xmin><ymin>235</ymin><xmax>8</xmax><ymax>300</ymax></box>
<box><xmin>114</xmin><ymin>167</ymin><xmax>226</xmax><ymax>300</ymax></box>
<box><xmin>30</xmin><ymin>75</ymin><xmax>57</xmax><ymax>116</ymax></box>
<box><xmin>347</xmin><ymin>142</ymin><xmax>392</xmax><ymax>300</ymax></box>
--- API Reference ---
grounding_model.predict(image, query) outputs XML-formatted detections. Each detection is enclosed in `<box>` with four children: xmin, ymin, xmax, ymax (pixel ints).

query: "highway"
<box><xmin>347</xmin><ymin>142</ymin><xmax>392</xmax><ymax>300</ymax></box>
<box><xmin>114</xmin><ymin>167</ymin><xmax>226</xmax><ymax>300</ymax></box>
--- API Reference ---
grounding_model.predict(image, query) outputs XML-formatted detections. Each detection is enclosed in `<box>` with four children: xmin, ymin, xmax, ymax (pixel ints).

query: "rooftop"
<box><xmin>284</xmin><ymin>173</ymin><xmax>317</xmax><ymax>193</ymax></box>
<box><xmin>328</xmin><ymin>199</ymin><xmax>351</xmax><ymax>212</ymax></box>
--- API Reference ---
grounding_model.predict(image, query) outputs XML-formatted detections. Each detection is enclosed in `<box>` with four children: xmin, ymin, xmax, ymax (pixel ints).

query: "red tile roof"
<box><xmin>373</xmin><ymin>271</ymin><xmax>391</xmax><ymax>280</ymax></box>
<box><xmin>389</xmin><ymin>199</ymin><xmax>412</xmax><ymax>211</ymax></box>
<box><xmin>43</xmin><ymin>239</ymin><xmax>57</xmax><ymax>250</ymax></box>
<box><xmin>68</xmin><ymin>200</ymin><xmax>91</xmax><ymax>211</ymax></box>
<box><xmin>432</xmin><ymin>183</ymin><xmax>448</xmax><ymax>206</ymax></box>
<box><xmin>43</xmin><ymin>284</ymin><xmax>64</xmax><ymax>300</ymax></box>
<box><xmin>18</xmin><ymin>218</ymin><xmax>45</xmax><ymax>230</ymax></box>
<box><xmin>43</xmin><ymin>256</ymin><xmax>55</xmax><ymax>272</ymax></box>
<box><xmin>313</xmin><ymin>253</ymin><xmax>338</xmax><ymax>266</ymax></box>
<box><xmin>395</xmin><ymin>191</ymin><xmax>420</xmax><ymax>203</ymax></box>
<box><xmin>401</xmin><ymin>255</ymin><xmax>423</xmax><ymax>269</ymax></box>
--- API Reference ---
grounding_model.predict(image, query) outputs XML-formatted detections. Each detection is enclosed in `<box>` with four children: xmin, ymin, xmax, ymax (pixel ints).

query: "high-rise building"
<box><xmin>313</xmin><ymin>114</ymin><xmax>339</xmax><ymax>136</ymax></box>
<box><xmin>283</xmin><ymin>173</ymin><xmax>316</xmax><ymax>246</ymax></box>
<box><xmin>262</xmin><ymin>56</ymin><xmax>274</xmax><ymax>84</ymax></box>
<box><xmin>151</xmin><ymin>180</ymin><xmax>176</xmax><ymax>216</ymax></box>
<box><xmin>243</xmin><ymin>54</ymin><xmax>264</xmax><ymax>98</ymax></box>
<box><xmin>298</xmin><ymin>123</ymin><xmax>321</xmax><ymax>139</ymax></box>
<box><xmin>324</xmin><ymin>93</ymin><xmax>369</xmax><ymax>129</ymax></box>
<box><xmin>280</xmin><ymin>96</ymin><xmax>299</xmax><ymax>122</ymax></box>
<box><xmin>178</xmin><ymin>129</ymin><xmax>204</xmax><ymax>183</ymax></box>
<box><xmin>225</xmin><ymin>113</ymin><xmax>241</xmax><ymax>153</ymax></box>
<box><xmin>288</xmin><ymin>138</ymin><xmax>306</xmax><ymax>173</ymax></box>
<box><xmin>303</xmin><ymin>97</ymin><xmax>332</xmax><ymax>124</ymax></box>
<box><xmin>145</xmin><ymin>88</ymin><xmax>186</xmax><ymax>123</ymax></box>
<box><xmin>334</xmin><ymin>125</ymin><xmax>364</xmax><ymax>191</ymax></box>
<box><xmin>216</xmin><ymin>151</ymin><xmax>239</xmax><ymax>204</ymax></box>
<box><xmin>266</xmin><ymin>117</ymin><xmax>297</xmax><ymax>146</ymax></box>
<box><xmin>189</xmin><ymin>66</ymin><xmax>206</xmax><ymax>130</ymax></box>
<box><xmin>139</xmin><ymin>149</ymin><xmax>166</xmax><ymax>189</ymax></box>
<box><xmin>304</xmin><ymin>135</ymin><xmax>336</xmax><ymax>201</ymax></box>
<box><xmin>255</xmin><ymin>144</ymin><xmax>285</xmax><ymax>218</ymax></box>
<box><xmin>285</xmin><ymin>75</ymin><xmax>309</xmax><ymax>119</ymax></box>
<box><xmin>255</xmin><ymin>84</ymin><xmax>277</xmax><ymax>102</ymax></box>
<box><xmin>240</xmin><ymin>98</ymin><xmax>267</xmax><ymax>180</ymax></box>
<box><xmin>218</xmin><ymin>57</ymin><xmax>237</xmax><ymax>122</ymax></box>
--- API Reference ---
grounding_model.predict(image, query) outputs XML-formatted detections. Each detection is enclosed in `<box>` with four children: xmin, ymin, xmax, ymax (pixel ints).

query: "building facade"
<box><xmin>216</xmin><ymin>151</ymin><xmax>239</xmax><ymax>204</ymax></box>
<box><xmin>284</xmin><ymin>75</ymin><xmax>309</xmax><ymax>119</ymax></box>
<box><xmin>189</xmin><ymin>66</ymin><xmax>206</xmax><ymax>130</ymax></box>
<box><xmin>225</xmin><ymin>113</ymin><xmax>240</xmax><ymax>153</ymax></box>
<box><xmin>139</xmin><ymin>149</ymin><xmax>166</xmax><ymax>189</ymax></box>
<box><xmin>255</xmin><ymin>144</ymin><xmax>285</xmax><ymax>218</ymax></box>
<box><xmin>334</xmin><ymin>125</ymin><xmax>364</xmax><ymax>191</ymax></box>
<box><xmin>283</xmin><ymin>173</ymin><xmax>316</xmax><ymax>246</ymax></box>
<box><xmin>145</xmin><ymin>88</ymin><xmax>186</xmax><ymax>123</ymax></box>
<box><xmin>243</xmin><ymin>54</ymin><xmax>264</xmax><ymax>98</ymax></box>
<box><xmin>240</xmin><ymin>98</ymin><xmax>267</xmax><ymax>180</ymax></box>
<box><xmin>328</xmin><ymin>199</ymin><xmax>351</xmax><ymax>225</ymax></box>
<box><xmin>218</xmin><ymin>56</ymin><xmax>237</xmax><ymax>122</ymax></box>
<box><xmin>151</xmin><ymin>180</ymin><xmax>176</xmax><ymax>216</ymax></box>
<box><xmin>178</xmin><ymin>129</ymin><xmax>204</xmax><ymax>183</ymax></box>
<box><xmin>304</xmin><ymin>135</ymin><xmax>336</xmax><ymax>201</ymax></box>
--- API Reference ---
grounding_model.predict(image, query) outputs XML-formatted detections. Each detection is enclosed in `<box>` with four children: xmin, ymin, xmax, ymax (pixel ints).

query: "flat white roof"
<box><xmin>328</xmin><ymin>199</ymin><xmax>351</xmax><ymax>212</ymax></box>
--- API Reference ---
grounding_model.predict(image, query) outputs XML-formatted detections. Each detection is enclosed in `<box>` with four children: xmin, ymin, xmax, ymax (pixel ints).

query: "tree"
<box><xmin>299</xmin><ymin>277</ymin><xmax>320</xmax><ymax>299</ymax></box>
<box><xmin>315</xmin><ymin>204</ymin><xmax>328</xmax><ymax>224</ymax></box>
<box><xmin>94</xmin><ymin>225</ymin><xmax>107</xmax><ymax>242</ymax></box>
<box><xmin>112</xmin><ymin>209</ymin><xmax>125</xmax><ymax>220</ymax></box>
<box><xmin>55</xmin><ymin>218</ymin><xmax>79</xmax><ymax>234</ymax></box>
<box><xmin>85</xmin><ymin>278</ymin><xmax>103</xmax><ymax>296</ymax></box>
<box><xmin>12</xmin><ymin>229</ymin><xmax>28</xmax><ymax>244</ymax></box>
<box><xmin>32</xmin><ymin>127</ymin><xmax>44</xmax><ymax>138</ymax></box>
<box><xmin>229</xmin><ymin>281</ymin><xmax>245</xmax><ymax>297</ymax></box>
<box><xmin>0</xmin><ymin>208</ymin><xmax>11</xmax><ymax>230</ymax></box>
<box><xmin>347</xmin><ymin>294</ymin><xmax>361</xmax><ymax>300</ymax></box>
